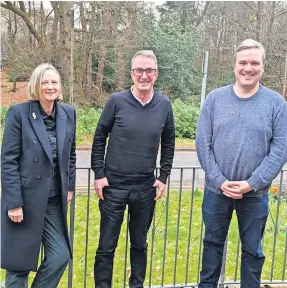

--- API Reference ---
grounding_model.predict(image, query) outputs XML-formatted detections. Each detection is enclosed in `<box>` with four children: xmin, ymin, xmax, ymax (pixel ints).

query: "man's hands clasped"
<box><xmin>220</xmin><ymin>180</ymin><xmax>253</xmax><ymax>199</ymax></box>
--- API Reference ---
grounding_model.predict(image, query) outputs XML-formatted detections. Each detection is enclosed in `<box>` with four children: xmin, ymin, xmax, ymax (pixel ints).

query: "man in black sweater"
<box><xmin>91</xmin><ymin>50</ymin><xmax>175</xmax><ymax>288</ymax></box>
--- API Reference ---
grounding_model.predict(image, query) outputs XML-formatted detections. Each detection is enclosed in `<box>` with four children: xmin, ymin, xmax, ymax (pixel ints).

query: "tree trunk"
<box><xmin>95</xmin><ymin>4</ymin><xmax>112</xmax><ymax>92</ymax></box>
<box><xmin>85</xmin><ymin>50</ymin><xmax>92</xmax><ymax>102</ymax></box>
<box><xmin>282</xmin><ymin>49</ymin><xmax>287</xmax><ymax>99</ymax></box>
<box><xmin>12</xmin><ymin>81</ymin><xmax>17</xmax><ymax>92</ymax></box>
<box><xmin>256</xmin><ymin>2</ymin><xmax>262</xmax><ymax>41</ymax></box>
<box><xmin>96</xmin><ymin>46</ymin><xmax>107</xmax><ymax>93</ymax></box>
<box><xmin>116</xmin><ymin>37</ymin><xmax>125</xmax><ymax>91</ymax></box>
<box><xmin>59</xmin><ymin>1</ymin><xmax>74</xmax><ymax>102</ymax></box>
<box><xmin>50</xmin><ymin>2</ymin><xmax>60</xmax><ymax>64</ymax></box>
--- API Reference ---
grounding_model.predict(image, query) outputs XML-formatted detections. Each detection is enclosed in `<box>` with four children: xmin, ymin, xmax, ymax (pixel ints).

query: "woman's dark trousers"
<box><xmin>5</xmin><ymin>197</ymin><xmax>70</xmax><ymax>288</ymax></box>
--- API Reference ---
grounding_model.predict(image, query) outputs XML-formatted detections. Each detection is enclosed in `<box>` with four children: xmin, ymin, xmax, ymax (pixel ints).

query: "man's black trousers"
<box><xmin>94</xmin><ymin>181</ymin><xmax>156</xmax><ymax>288</ymax></box>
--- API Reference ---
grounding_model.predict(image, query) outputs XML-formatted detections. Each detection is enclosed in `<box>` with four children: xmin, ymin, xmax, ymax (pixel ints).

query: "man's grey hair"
<box><xmin>131</xmin><ymin>50</ymin><xmax>158</xmax><ymax>70</ymax></box>
<box><xmin>235</xmin><ymin>39</ymin><xmax>266</xmax><ymax>63</ymax></box>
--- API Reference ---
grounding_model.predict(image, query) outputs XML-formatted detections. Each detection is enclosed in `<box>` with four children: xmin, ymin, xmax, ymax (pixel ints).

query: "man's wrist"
<box><xmin>94</xmin><ymin>168</ymin><xmax>106</xmax><ymax>180</ymax></box>
<box><xmin>157</xmin><ymin>171</ymin><xmax>168</xmax><ymax>184</ymax></box>
<box><xmin>214</xmin><ymin>176</ymin><xmax>228</xmax><ymax>189</ymax></box>
<box><xmin>246</xmin><ymin>177</ymin><xmax>257</xmax><ymax>192</ymax></box>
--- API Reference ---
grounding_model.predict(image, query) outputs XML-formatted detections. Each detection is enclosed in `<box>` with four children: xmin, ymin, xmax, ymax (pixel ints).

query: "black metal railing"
<box><xmin>65</xmin><ymin>167</ymin><xmax>287</xmax><ymax>288</ymax></box>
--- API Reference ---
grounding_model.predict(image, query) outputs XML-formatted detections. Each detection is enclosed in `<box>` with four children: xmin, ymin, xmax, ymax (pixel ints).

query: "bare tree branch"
<box><xmin>195</xmin><ymin>2</ymin><xmax>211</xmax><ymax>27</ymax></box>
<box><xmin>274</xmin><ymin>9</ymin><xmax>287</xmax><ymax>19</ymax></box>
<box><xmin>50</xmin><ymin>1</ymin><xmax>59</xmax><ymax>48</ymax></box>
<box><xmin>45</xmin><ymin>9</ymin><xmax>54</xmax><ymax>23</ymax></box>
<box><xmin>19</xmin><ymin>1</ymin><xmax>26</xmax><ymax>13</ymax></box>
<box><xmin>13</xmin><ymin>9</ymin><xmax>17</xmax><ymax>42</ymax></box>
<box><xmin>1</xmin><ymin>1</ymin><xmax>45</xmax><ymax>47</ymax></box>
<box><xmin>267</xmin><ymin>2</ymin><xmax>276</xmax><ymax>38</ymax></box>
<box><xmin>243</xmin><ymin>1</ymin><xmax>257</xmax><ymax>14</ymax></box>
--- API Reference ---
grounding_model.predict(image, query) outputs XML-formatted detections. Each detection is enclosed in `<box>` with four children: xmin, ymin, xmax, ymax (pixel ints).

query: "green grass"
<box><xmin>175</xmin><ymin>138</ymin><xmax>195</xmax><ymax>148</ymax></box>
<box><xmin>1</xmin><ymin>191</ymin><xmax>286</xmax><ymax>287</ymax></box>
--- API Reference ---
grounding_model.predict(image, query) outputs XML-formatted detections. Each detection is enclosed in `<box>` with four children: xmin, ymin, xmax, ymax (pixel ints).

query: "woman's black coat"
<box><xmin>1</xmin><ymin>100</ymin><xmax>76</xmax><ymax>272</ymax></box>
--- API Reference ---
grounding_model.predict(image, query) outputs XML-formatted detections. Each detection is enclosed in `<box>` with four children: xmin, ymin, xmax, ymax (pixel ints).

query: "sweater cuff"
<box><xmin>68</xmin><ymin>185</ymin><xmax>75</xmax><ymax>192</ymax></box>
<box><xmin>247</xmin><ymin>175</ymin><xmax>259</xmax><ymax>192</ymax></box>
<box><xmin>94</xmin><ymin>168</ymin><xmax>106</xmax><ymax>180</ymax></box>
<box><xmin>157</xmin><ymin>171</ymin><xmax>169</xmax><ymax>184</ymax></box>
<box><xmin>213</xmin><ymin>175</ymin><xmax>227</xmax><ymax>189</ymax></box>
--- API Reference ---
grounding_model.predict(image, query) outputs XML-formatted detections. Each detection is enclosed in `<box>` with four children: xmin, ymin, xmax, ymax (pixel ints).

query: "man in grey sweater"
<box><xmin>196</xmin><ymin>39</ymin><xmax>287</xmax><ymax>288</ymax></box>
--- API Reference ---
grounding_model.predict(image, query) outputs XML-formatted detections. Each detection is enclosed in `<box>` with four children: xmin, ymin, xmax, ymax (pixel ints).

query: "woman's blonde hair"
<box><xmin>28</xmin><ymin>63</ymin><xmax>63</xmax><ymax>100</ymax></box>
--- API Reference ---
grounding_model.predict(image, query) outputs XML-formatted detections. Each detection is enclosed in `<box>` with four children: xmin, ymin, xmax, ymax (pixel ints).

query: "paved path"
<box><xmin>75</xmin><ymin>151</ymin><xmax>287</xmax><ymax>192</ymax></box>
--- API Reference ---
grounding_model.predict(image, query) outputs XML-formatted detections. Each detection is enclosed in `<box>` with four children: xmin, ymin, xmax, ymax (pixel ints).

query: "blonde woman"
<box><xmin>1</xmin><ymin>63</ymin><xmax>76</xmax><ymax>287</ymax></box>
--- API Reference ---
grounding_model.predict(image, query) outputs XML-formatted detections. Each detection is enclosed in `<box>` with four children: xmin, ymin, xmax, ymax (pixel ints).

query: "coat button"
<box><xmin>33</xmin><ymin>139</ymin><xmax>37</xmax><ymax>144</ymax></box>
<box><xmin>36</xmin><ymin>174</ymin><xmax>41</xmax><ymax>179</ymax></box>
<box><xmin>33</xmin><ymin>157</ymin><xmax>38</xmax><ymax>162</ymax></box>
<box><xmin>69</xmin><ymin>136</ymin><xmax>73</xmax><ymax>141</ymax></box>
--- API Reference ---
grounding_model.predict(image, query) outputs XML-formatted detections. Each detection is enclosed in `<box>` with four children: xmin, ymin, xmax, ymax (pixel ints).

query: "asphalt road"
<box><xmin>75</xmin><ymin>150</ymin><xmax>204</xmax><ymax>190</ymax></box>
<box><xmin>75</xmin><ymin>151</ymin><xmax>286</xmax><ymax>191</ymax></box>
<box><xmin>76</xmin><ymin>150</ymin><xmax>198</xmax><ymax>168</ymax></box>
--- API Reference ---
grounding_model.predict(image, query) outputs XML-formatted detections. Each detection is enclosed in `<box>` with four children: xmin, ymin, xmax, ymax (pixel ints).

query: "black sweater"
<box><xmin>91</xmin><ymin>89</ymin><xmax>175</xmax><ymax>184</ymax></box>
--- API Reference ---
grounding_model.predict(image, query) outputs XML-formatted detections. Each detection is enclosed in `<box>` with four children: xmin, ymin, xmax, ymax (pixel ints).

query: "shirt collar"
<box><xmin>38</xmin><ymin>102</ymin><xmax>56</xmax><ymax>119</ymax></box>
<box><xmin>131</xmin><ymin>86</ymin><xmax>154</xmax><ymax>106</ymax></box>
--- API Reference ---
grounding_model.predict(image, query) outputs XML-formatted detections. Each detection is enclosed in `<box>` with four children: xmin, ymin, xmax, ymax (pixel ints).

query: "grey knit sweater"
<box><xmin>196</xmin><ymin>84</ymin><xmax>287</xmax><ymax>197</ymax></box>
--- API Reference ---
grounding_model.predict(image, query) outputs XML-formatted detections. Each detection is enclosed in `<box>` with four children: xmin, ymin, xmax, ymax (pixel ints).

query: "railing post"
<box><xmin>68</xmin><ymin>186</ymin><xmax>76</xmax><ymax>288</ymax></box>
<box><xmin>194</xmin><ymin>51</ymin><xmax>209</xmax><ymax>190</ymax></box>
<box><xmin>69</xmin><ymin>166</ymin><xmax>287</xmax><ymax>288</ymax></box>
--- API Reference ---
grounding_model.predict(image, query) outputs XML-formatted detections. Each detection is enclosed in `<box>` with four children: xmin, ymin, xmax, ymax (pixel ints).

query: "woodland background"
<box><xmin>1</xmin><ymin>3</ymin><xmax>287</xmax><ymax>286</ymax></box>
<box><xmin>1</xmin><ymin>1</ymin><xmax>287</xmax><ymax>107</ymax></box>
<box><xmin>1</xmin><ymin>1</ymin><xmax>287</xmax><ymax>143</ymax></box>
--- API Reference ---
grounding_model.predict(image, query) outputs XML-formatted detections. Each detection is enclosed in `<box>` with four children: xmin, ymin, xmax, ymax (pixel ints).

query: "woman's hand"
<box><xmin>8</xmin><ymin>207</ymin><xmax>23</xmax><ymax>223</ymax></box>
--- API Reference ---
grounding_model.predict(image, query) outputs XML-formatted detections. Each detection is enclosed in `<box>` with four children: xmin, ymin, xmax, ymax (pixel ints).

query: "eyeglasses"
<box><xmin>132</xmin><ymin>68</ymin><xmax>157</xmax><ymax>76</ymax></box>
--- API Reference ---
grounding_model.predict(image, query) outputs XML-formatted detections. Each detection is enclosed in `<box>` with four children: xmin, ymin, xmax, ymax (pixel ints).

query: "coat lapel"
<box><xmin>28</xmin><ymin>101</ymin><xmax>53</xmax><ymax>166</ymax></box>
<box><xmin>56</xmin><ymin>102</ymin><xmax>67</xmax><ymax>170</ymax></box>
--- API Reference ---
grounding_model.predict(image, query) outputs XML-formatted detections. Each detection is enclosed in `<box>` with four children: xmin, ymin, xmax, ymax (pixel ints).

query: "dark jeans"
<box><xmin>5</xmin><ymin>197</ymin><xmax>70</xmax><ymax>288</ymax></box>
<box><xmin>199</xmin><ymin>189</ymin><xmax>269</xmax><ymax>288</ymax></box>
<box><xmin>94</xmin><ymin>182</ymin><xmax>156</xmax><ymax>288</ymax></box>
